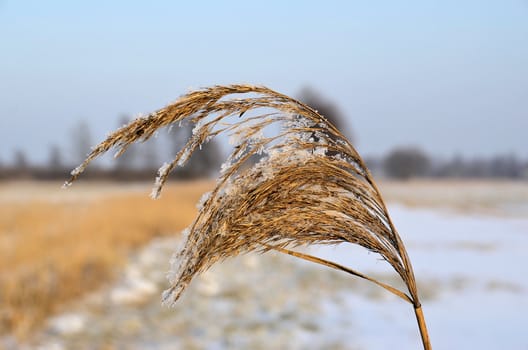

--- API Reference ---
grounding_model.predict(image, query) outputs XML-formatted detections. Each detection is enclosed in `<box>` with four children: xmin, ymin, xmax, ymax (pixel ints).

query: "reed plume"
<box><xmin>66</xmin><ymin>84</ymin><xmax>431</xmax><ymax>349</ymax></box>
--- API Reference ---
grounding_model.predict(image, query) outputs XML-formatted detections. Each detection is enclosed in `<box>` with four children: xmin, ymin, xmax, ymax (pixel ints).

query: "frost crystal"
<box><xmin>166</xmin><ymin>227</ymin><xmax>191</xmax><ymax>280</ymax></box>
<box><xmin>192</xmin><ymin>119</ymin><xmax>205</xmax><ymax>136</ymax></box>
<box><xmin>220</xmin><ymin>158</ymin><xmax>233</xmax><ymax>175</ymax></box>
<box><xmin>61</xmin><ymin>181</ymin><xmax>72</xmax><ymax>189</ymax></box>
<box><xmin>150</xmin><ymin>162</ymin><xmax>172</xmax><ymax>199</ymax></box>
<box><xmin>70</xmin><ymin>165</ymin><xmax>84</xmax><ymax>176</ymax></box>
<box><xmin>196</xmin><ymin>191</ymin><xmax>211</xmax><ymax>210</ymax></box>
<box><xmin>177</xmin><ymin>147</ymin><xmax>192</xmax><ymax>167</ymax></box>
<box><xmin>313</xmin><ymin>147</ymin><xmax>327</xmax><ymax>156</ymax></box>
<box><xmin>228</xmin><ymin>132</ymin><xmax>243</xmax><ymax>146</ymax></box>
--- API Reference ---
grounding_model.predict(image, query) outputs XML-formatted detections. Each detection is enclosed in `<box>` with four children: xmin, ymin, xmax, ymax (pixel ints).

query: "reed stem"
<box><xmin>414</xmin><ymin>305</ymin><xmax>432</xmax><ymax>350</ymax></box>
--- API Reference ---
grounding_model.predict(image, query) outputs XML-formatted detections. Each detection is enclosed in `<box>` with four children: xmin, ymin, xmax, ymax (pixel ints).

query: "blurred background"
<box><xmin>1</xmin><ymin>1</ymin><xmax>527</xmax><ymax>349</ymax></box>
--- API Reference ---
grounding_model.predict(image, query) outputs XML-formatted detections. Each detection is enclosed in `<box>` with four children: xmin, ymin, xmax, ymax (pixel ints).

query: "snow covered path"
<box><xmin>18</xmin><ymin>205</ymin><xmax>528</xmax><ymax>350</ymax></box>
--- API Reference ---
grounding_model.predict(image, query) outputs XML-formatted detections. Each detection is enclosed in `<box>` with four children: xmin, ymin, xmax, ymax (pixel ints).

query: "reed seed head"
<box><xmin>66</xmin><ymin>84</ymin><xmax>421</xmax><ymax>310</ymax></box>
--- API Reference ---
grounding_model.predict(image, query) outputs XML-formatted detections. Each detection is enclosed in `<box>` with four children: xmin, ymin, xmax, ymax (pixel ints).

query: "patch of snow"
<box><xmin>195</xmin><ymin>271</ymin><xmax>221</xmax><ymax>297</ymax></box>
<box><xmin>307</xmin><ymin>204</ymin><xmax>528</xmax><ymax>349</ymax></box>
<box><xmin>47</xmin><ymin>313</ymin><xmax>85</xmax><ymax>336</ymax></box>
<box><xmin>110</xmin><ymin>266</ymin><xmax>157</xmax><ymax>305</ymax></box>
<box><xmin>36</xmin><ymin>342</ymin><xmax>64</xmax><ymax>350</ymax></box>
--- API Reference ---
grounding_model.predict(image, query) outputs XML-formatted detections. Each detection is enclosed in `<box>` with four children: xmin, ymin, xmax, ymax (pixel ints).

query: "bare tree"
<box><xmin>297</xmin><ymin>86</ymin><xmax>353</xmax><ymax>143</ymax></box>
<box><xmin>71</xmin><ymin>120</ymin><xmax>92</xmax><ymax>165</ymax></box>
<box><xmin>13</xmin><ymin>149</ymin><xmax>28</xmax><ymax>170</ymax></box>
<box><xmin>433</xmin><ymin>153</ymin><xmax>525</xmax><ymax>179</ymax></box>
<box><xmin>141</xmin><ymin>138</ymin><xmax>159</xmax><ymax>171</ymax></box>
<box><xmin>12</xmin><ymin>149</ymin><xmax>30</xmax><ymax>178</ymax></box>
<box><xmin>384</xmin><ymin>147</ymin><xmax>430</xmax><ymax>180</ymax></box>
<box><xmin>489</xmin><ymin>154</ymin><xmax>522</xmax><ymax>178</ymax></box>
<box><xmin>48</xmin><ymin>144</ymin><xmax>64</xmax><ymax>170</ymax></box>
<box><xmin>115</xmin><ymin>115</ymin><xmax>138</xmax><ymax>172</ymax></box>
<box><xmin>169</xmin><ymin>126</ymin><xmax>222</xmax><ymax>179</ymax></box>
<box><xmin>0</xmin><ymin>155</ymin><xmax>4</xmax><ymax>179</ymax></box>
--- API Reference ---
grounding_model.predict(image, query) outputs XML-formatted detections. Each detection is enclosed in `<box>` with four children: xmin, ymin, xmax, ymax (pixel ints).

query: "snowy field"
<box><xmin>312</xmin><ymin>205</ymin><xmax>528</xmax><ymax>349</ymax></box>
<box><xmin>5</xmin><ymin>182</ymin><xmax>527</xmax><ymax>350</ymax></box>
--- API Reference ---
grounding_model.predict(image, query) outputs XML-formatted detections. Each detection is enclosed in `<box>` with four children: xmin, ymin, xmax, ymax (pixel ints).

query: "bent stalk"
<box><xmin>66</xmin><ymin>84</ymin><xmax>432</xmax><ymax>349</ymax></box>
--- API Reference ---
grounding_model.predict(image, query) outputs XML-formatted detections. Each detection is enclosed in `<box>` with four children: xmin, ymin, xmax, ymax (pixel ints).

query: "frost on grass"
<box><xmin>151</xmin><ymin>162</ymin><xmax>172</xmax><ymax>199</ymax></box>
<box><xmin>64</xmin><ymin>85</ymin><xmax>430</xmax><ymax>348</ymax></box>
<box><xmin>196</xmin><ymin>191</ymin><xmax>212</xmax><ymax>210</ymax></box>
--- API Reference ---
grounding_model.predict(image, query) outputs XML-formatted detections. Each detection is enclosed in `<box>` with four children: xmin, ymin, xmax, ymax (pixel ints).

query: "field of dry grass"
<box><xmin>1</xmin><ymin>179</ymin><xmax>526</xmax><ymax>340</ymax></box>
<box><xmin>0</xmin><ymin>180</ymin><xmax>212</xmax><ymax>338</ymax></box>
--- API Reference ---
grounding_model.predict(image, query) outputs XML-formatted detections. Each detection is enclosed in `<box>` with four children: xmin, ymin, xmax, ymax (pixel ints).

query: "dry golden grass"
<box><xmin>0</xmin><ymin>180</ymin><xmax>211</xmax><ymax>338</ymax></box>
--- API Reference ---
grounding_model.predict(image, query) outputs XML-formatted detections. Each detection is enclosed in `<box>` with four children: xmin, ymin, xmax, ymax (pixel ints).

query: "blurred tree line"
<box><xmin>0</xmin><ymin>114</ymin><xmax>224</xmax><ymax>182</ymax></box>
<box><xmin>365</xmin><ymin>148</ymin><xmax>528</xmax><ymax>180</ymax></box>
<box><xmin>1</xmin><ymin>87</ymin><xmax>527</xmax><ymax>181</ymax></box>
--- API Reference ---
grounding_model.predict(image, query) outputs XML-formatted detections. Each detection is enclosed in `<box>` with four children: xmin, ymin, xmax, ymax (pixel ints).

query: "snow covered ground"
<box><xmin>311</xmin><ymin>205</ymin><xmax>528</xmax><ymax>349</ymax></box>
<box><xmin>15</xmin><ymin>203</ymin><xmax>528</xmax><ymax>350</ymax></box>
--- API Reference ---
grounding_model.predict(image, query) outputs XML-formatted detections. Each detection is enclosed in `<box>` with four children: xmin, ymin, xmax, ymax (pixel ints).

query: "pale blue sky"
<box><xmin>1</xmin><ymin>1</ymin><xmax>527</xmax><ymax>165</ymax></box>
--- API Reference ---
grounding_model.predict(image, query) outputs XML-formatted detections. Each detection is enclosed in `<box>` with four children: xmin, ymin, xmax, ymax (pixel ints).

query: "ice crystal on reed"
<box><xmin>196</xmin><ymin>191</ymin><xmax>211</xmax><ymax>210</ymax></box>
<box><xmin>150</xmin><ymin>162</ymin><xmax>172</xmax><ymax>199</ymax></box>
<box><xmin>70</xmin><ymin>165</ymin><xmax>84</xmax><ymax>177</ymax></box>
<box><xmin>192</xmin><ymin>119</ymin><xmax>205</xmax><ymax>136</ymax></box>
<box><xmin>176</xmin><ymin>147</ymin><xmax>192</xmax><ymax>167</ymax></box>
